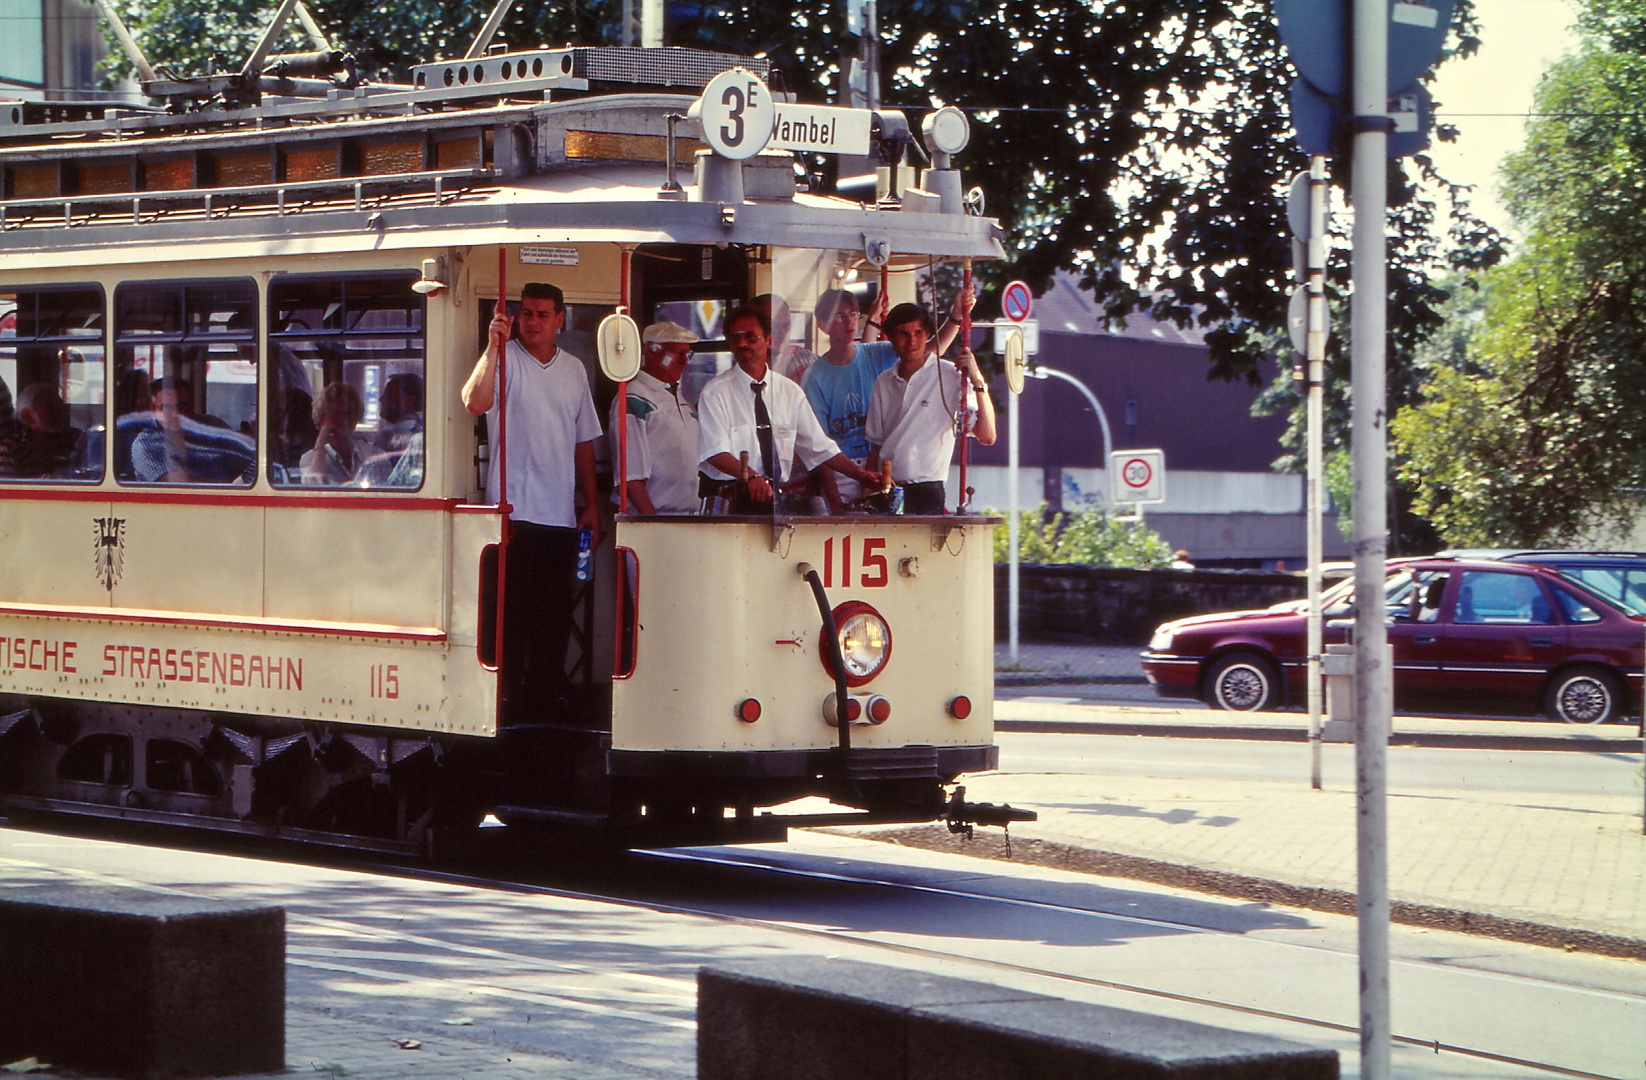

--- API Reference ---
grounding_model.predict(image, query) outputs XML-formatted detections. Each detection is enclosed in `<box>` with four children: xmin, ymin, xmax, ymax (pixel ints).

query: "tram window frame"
<box><xmin>112</xmin><ymin>278</ymin><xmax>259</xmax><ymax>488</ymax></box>
<box><xmin>268</xmin><ymin>272</ymin><xmax>427</xmax><ymax>491</ymax></box>
<box><xmin>0</xmin><ymin>283</ymin><xmax>107</xmax><ymax>484</ymax></box>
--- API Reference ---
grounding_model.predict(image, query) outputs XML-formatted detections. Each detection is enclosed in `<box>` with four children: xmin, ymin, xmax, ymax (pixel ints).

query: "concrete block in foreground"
<box><xmin>700</xmin><ymin>957</ymin><xmax>1337</xmax><ymax>1080</ymax></box>
<box><xmin>0</xmin><ymin>883</ymin><xmax>284</xmax><ymax>1079</ymax></box>
<box><xmin>910</xmin><ymin>998</ymin><xmax>1339</xmax><ymax>1079</ymax></box>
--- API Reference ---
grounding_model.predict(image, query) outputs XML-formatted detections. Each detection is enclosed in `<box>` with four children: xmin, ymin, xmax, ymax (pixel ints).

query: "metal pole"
<box><xmin>464</xmin><ymin>0</ymin><xmax>515</xmax><ymax>58</ymax></box>
<box><xmin>240</xmin><ymin>0</ymin><xmax>301</xmax><ymax>80</ymax></box>
<box><xmin>958</xmin><ymin>259</ymin><xmax>973</xmax><ymax>513</ymax></box>
<box><xmin>90</xmin><ymin>0</ymin><xmax>158</xmax><ymax>83</ymax></box>
<box><xmin>1008</xmin><ymin>383</ymin><xmax>1020</xmax><ymax>666</ymax></box>
<box><xmin>1351</xmin><ymin>1</ymin><xmax>1391</xmax><ymax>1077</ymax></box>
<box><xmin>1307</xmin><ymin>154</ymin><xmax>1327</xmax><ymax>791</ymax></box>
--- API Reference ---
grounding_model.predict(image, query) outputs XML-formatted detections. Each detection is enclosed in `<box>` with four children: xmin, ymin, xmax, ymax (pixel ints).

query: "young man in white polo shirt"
<box><xmin>864</xmin><ymin>302</ymin><xmax>997</xmax><ymax>515</ymax></box>
<box><xmin>461</xmin><ymin>281</ymin><xmax>603</xmax><ymax>721</ymax></box>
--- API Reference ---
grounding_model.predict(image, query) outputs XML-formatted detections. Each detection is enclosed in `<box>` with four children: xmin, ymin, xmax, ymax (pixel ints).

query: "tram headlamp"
<box><xmin>822</xmin><ymin>601</ymin><xmax>892</xmax><ymax>687</ymax></box>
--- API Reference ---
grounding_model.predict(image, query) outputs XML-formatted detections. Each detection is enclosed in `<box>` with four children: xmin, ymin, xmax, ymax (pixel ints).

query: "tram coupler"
<box><xmin>940</xmin><ymin>785</ymin><xmax>1036</xmax><ymax>840</ymax></box>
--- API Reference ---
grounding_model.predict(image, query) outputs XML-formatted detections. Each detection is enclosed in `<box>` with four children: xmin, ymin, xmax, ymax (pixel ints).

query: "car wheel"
<box><xmin>1546</xmin><ymin>666</ymin><xmax>1621</xmax><ymax>725</ymax></box>
<box><xmin>1205</xmin><ymin>653</ymin><xmax>1280</xmax><ymax>711</ymax></box>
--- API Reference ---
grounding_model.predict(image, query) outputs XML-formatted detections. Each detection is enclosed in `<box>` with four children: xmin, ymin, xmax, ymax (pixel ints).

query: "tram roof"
<box><xmin>0</xmin><ymin>45</ymin><xmax>1005</xmax><ymax>271</ymax></box>
<box><xmin>0</xmin><ymin>165</ymin><xmax>1003</xmax><ymax>270</ymax></box>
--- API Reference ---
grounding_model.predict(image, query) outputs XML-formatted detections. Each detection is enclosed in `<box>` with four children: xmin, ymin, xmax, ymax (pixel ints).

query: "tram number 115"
<box><xmin>822</xmin><ymin>536</ymin><xmax>888</xmax><ymax>589</ymax></box>
<box><xmin>368</xmin><ymin>664</ymin><xmax>400</xmax><ymax>699</ymax></box>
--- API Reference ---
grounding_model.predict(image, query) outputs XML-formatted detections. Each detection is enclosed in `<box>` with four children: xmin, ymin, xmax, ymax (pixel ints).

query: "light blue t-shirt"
<box><xmin>800</xmin><ymin>341</ymin><xmax>897</xmax><ymax>461</ymax></box>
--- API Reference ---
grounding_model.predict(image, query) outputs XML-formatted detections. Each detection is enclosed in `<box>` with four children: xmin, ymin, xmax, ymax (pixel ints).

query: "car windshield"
<box><xmin>1552</xmin><ymin>566</ymin><xmax>1646</xmax><ymax>615</ymax></box>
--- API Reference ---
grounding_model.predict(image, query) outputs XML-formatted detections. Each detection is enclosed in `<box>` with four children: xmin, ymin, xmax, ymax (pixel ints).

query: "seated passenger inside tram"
<box><xmin>0</xmin><ymin>382</ymin><xmax>81</xmax><ymax>478</ymax></box>
<box><xmin>302</xmin><ymin>380</ymin><xmax>383</xmax><ymax>486</ymax></box>
<box><xmin>128</xmin><ymin>378</ymin><xmax>255</xmax><ymax>485</ymax></box>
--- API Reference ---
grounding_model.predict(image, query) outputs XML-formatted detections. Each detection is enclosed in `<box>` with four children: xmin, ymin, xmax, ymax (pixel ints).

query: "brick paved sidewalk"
<box><xmin>860</xmin><ymin>766</ymin><xmax>1646</xmax><ymax>957</ymax></box>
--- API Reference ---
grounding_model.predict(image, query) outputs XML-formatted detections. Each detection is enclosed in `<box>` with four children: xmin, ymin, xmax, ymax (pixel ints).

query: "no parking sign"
<box><xmin>1001</xmin><ymin>280</ymin><xmax>1033</xmax><ymax>323</ymax></box>
<box><xmin>1110</xmin><ymin>449</ymin><xmax>1165</xmax><ymax>504</ymax></box>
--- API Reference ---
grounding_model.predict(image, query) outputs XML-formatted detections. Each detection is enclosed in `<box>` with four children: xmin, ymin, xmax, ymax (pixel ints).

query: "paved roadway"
<box><xmin>1</xmin><ymin>822</ymin><xmax>1642</xmax><ymax>1080</ymax></box>
<box><xmin>1004</xmin><ymin>733</ymin><xmax>1642</xmax><ymax>806</ymax></box>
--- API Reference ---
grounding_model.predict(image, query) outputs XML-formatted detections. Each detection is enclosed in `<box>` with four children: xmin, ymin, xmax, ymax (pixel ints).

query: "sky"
<box><xmin>1427</xmin><ymin>0</ymin><xmax>1582</xmax><ymax>233</ymax></box>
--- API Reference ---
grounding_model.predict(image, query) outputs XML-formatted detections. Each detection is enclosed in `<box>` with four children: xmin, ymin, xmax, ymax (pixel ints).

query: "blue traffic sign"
<box><xmin>1001</xmin><ymin>280</ymin><xmax>1033</xmax><ymax>323</ymax></box>
<box><xmin>1275</xmin><ymin>0</ymin><xmax>1454</xmax><ymax>100</ymax></box>
<box><xmin>1290</xmin><ymin>77</ymin><xmax>1432</xmax><ymax>159</ymax></box>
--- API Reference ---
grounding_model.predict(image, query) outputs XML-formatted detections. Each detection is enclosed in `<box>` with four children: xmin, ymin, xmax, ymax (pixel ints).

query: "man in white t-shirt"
<box><xmin>461</xmin><ymin>281</ymin><xmax>603</xmax><ymax>721</ymax></box>
<box><xmin>864</xmin><ymin>302</ymin><xmax>997</xmax><ymax>515</ymax></box>
<box><xmin>697</xmin><ymin>306</ymin><xmax>882</xmax><ymax>513</ymax></box>
<box><xmin>609</xmin><ymin>320</ymin><xmax>700</xmax><ymax>515</ymax></box>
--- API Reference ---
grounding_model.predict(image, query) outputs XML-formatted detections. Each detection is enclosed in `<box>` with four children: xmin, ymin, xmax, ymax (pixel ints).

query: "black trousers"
<box><xmin>501</xmin><ymin>521</ymin><xmax>579</xmax><ymax>724</ymax></box>
<box><xmin>902</xmin><ymin>481</ymin><xmax>947</xmax><ymax>515</ymax></box>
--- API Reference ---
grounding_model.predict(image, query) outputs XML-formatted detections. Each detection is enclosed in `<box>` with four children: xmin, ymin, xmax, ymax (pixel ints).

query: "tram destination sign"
<box><xmin>770</xmin><ymin>104</ymin><xmax>873</xmax><ymax>156</ymax></box>
<box><xmin>695</xmin><ymin>68</ymin><xmax>876</xmax><ymax>159</ymax></box>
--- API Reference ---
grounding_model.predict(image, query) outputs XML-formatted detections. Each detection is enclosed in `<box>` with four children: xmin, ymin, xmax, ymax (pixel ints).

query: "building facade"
<box><xmin>964</xmin><ymin>273</ymin><xmax>1350</xmax><ymax>568</ymax></box>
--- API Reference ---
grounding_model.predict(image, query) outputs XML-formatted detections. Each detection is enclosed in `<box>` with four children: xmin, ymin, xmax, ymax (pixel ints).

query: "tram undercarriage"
<box><xmin>0</xmin><ymin>695</ymin><xmax>1005</xmax><ymax>857</ymax></box>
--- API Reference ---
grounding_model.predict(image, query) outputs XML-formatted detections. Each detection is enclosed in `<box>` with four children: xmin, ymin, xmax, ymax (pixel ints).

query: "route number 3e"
<box><xmin>698</xmin><ymin>68</ymin><xmax>774</xmax><ymax>160</ymax></box>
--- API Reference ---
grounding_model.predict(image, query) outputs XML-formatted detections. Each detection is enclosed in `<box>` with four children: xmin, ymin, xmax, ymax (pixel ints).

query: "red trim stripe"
<box><xmin>0</xmin><ymin>602</ymin><xmax>446</xmax><ymax>642</ymax></box>
<box><xmin>0</xmin><ymin>487</ymin><xmax>469</xmax><ymax>511</ymax></box>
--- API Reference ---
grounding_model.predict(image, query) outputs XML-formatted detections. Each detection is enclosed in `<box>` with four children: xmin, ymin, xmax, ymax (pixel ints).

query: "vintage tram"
<box><xmin>0</xmin><ymin>27</ymin><xmax>1027</xmax><ymax>854</ymax></box>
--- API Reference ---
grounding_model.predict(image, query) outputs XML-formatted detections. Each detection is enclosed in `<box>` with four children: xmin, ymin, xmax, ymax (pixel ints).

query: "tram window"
<box><xmin>269</xmin><ymin>273</ymin><xmax>425</xmax><ymax>489</ymax></box>
<box><xmin>654</xmin><ymin>299</ymin><xmax>730</xmax><ymax>406</ymax></box>
<box><xmin>0</xmin><ymin>285</ymin><xmax>105</xmax><ymax>483</ymax></box>
<box><xmin>112</xmin><ymin>279</ymin><xmax>258</xmax><ymax>486</ymax></box>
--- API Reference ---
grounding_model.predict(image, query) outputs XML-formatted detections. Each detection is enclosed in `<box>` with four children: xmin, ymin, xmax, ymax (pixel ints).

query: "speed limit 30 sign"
<box><xmin>1110</xmin><ymin>448</ymin><xmax>1165</xmax><ymax>504</ymax></box>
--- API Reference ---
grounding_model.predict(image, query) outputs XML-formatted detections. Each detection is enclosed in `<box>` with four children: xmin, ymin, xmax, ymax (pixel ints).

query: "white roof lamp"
<box><xmin>920</xmin><ymin>106</ymin><xmax>970</xmax><ymax>215</ymax></box>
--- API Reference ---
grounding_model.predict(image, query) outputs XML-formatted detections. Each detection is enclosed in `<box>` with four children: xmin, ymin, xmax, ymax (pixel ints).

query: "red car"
<box><xmin>1141</xmin><ymin>558</ymin><xmax>1645</xmax><ymax>723</ymax></box>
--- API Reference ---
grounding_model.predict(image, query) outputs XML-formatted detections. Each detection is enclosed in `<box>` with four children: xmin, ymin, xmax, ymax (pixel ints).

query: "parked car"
<box><xmin>1141</xmin><ymin>558</ymin><xmax>1644</xmax><ymax>722</ymax></box>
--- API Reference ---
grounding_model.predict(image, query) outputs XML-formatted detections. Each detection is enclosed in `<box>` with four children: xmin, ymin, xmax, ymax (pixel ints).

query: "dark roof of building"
<box><xmin>972</xmin><ymin>273</ymin><xmax>1283</xmax><ymax>473</ymax></box>
<box><xmin>1032</xmin><ymin>271</ymin><xmax>1207</xmax><ymax>346</ymax></box>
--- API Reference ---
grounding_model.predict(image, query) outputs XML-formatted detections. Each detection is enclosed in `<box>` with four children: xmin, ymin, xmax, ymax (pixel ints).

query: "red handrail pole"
<box><xmin>494</xmin><ymin>248</ymin><xmax>511</xmax><ymax>727</ymax></box>
<box><xmin>957</xmin><ymin>259</ymin><xmax>972</xmax><ymax>514</ymax></box>
<box><xmin>614</xmin><ymin>246</ymin><xmax>631</xmax><ymax>676</ymax></box>
<box><xmin>618</xmin><ymin>247</ymin><xmax>632</xmax><ymax>516</ymax></box>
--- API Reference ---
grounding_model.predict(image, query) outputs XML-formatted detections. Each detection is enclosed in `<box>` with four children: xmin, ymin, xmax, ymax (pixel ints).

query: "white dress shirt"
<box><xmin>696</xmin><ymin>365</ymin><xmax>840</xmax><ymax>483</ymax></box>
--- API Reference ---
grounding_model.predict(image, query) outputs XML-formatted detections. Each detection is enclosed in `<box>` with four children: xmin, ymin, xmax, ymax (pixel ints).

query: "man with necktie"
<box><xmin>696</xmin><ymin>306</ymin><xmax>881</xmax><ymax>514</ymax></box>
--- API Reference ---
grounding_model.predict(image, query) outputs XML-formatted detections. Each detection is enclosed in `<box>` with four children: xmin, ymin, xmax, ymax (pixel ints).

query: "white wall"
<box><xmin>959</xmin><ymin>465</ymin><xmax>1305</xmax><ymax>515</ymax></box>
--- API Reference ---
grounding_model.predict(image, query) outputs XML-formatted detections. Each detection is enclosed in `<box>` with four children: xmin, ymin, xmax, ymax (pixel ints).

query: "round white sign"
<box><xmin>1122</xmin><ymin>457</ymin><xmax>1153</xmax><ymax>489</ymax></box>
<box><xmin>698</xmin><ymin>68</ymin><xmax>776</xmax><ymax>161</ymax></box>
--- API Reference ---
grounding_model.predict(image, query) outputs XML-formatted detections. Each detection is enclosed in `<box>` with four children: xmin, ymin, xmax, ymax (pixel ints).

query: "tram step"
<box><xmin>698</xmin><ymin>957</ymin><xmax>1338</xmax><ymax>1080</ymax></box>
<box><xmin>0</xmin><ymin>883</ymin><xmax>284</xmax><ymax>1079</ymax></box>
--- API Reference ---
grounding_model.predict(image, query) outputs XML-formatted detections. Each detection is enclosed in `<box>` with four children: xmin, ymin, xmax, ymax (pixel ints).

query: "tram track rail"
<box><xmin>379</xmin><ymin>842</ymin><xmax>1643</xmax><ymax>1080</ymax></box>
<box><xmin>2</xmin><ymin>814</ymin><xmax>1638</xmax><ymax>1079</ymax></box>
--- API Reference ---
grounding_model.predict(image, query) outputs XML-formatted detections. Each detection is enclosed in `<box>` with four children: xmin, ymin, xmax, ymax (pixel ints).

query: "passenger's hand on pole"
<box><xmin>866</xmin><ymin>288</ymin><xmax>890</xmax><ymax>341</ymax></box>
<box><xmin>958</xmin><ymin>347</ymin><xmax>985</xmax><ymax>389</ymax></box>
<box><xmin>488</xmin><ymin>309</ymin><xmax>512</xmax><ymax>362</ymax></box>
<box><xmin>952</xmin><ymin>282</ymin><xmax>976</xmax><ymax>323</ymax></box>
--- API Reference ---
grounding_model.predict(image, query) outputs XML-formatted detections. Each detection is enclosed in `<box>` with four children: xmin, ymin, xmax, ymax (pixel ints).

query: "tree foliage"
<box><xmin>102</xmin><ymin>1</ymin><xmax>1499</xmax><ymax>390</ymax></box>
<box><xmin>1393</xmin><ymin>0</ymin><xmax>1646</xmax><ymax>546</ymax></box>
<box><xmin>990</xmin><ymin>502</ymin><xmax>1173</xmax><ymax>568</ymax></box>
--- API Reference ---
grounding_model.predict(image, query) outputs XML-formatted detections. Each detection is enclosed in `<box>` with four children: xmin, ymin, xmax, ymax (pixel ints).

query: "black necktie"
<box><xmin>750</xmin><ymin>380</ymin><xmax>776</xmax><ymax>481</ymax></box>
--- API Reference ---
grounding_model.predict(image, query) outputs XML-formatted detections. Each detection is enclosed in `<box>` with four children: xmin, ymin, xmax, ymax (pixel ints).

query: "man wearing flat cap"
<box><xmin>609</xmin><ymin>319</ymin><xmax>701</xmax><ymax>515</ymax></box>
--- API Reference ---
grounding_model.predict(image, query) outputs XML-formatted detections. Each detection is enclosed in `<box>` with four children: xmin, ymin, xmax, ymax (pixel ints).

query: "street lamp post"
<box><xmin>1008</xmin><ymin>366</ymin><xmax>1115</xmax><ymax>664</ymax></box>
